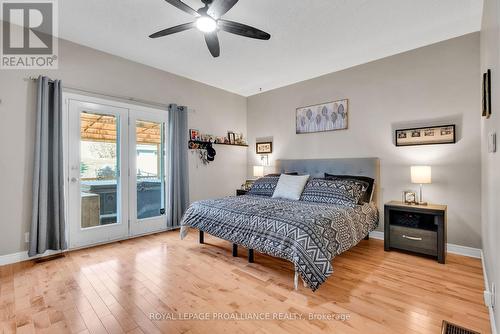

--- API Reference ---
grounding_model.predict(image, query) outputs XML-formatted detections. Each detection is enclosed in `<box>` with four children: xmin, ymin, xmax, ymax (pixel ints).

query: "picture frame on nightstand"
<box><xmin>402</xmin><ymin>190</ymin><xmax>417</xmax><ymax>204</ymax></box>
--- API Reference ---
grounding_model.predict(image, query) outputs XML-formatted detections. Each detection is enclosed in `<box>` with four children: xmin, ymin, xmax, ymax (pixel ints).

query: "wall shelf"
<box><xmin>188</xmin><ymin>140</ymin><xmax>248</xmax><ymax>149</ymax></box>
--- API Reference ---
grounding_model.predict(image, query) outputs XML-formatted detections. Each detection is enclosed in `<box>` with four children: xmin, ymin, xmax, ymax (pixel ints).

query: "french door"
<box><xmin>65</xmin><ymin>94</ymin><xmax>168</xmax><ymax>249</ymax></box>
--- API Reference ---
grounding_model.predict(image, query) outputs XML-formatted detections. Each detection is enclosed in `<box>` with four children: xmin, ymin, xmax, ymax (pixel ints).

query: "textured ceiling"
<box><xmin>59</xmin><ymin>0</ymin><xmax>483</xmax><ymax>96</ymax></box>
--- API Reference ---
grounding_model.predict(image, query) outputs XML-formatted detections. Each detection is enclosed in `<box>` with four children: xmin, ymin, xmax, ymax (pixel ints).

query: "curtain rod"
<box><xmin>24</xmin><ymin>76</ymin><xmax>187</xmax><ymax>111</ymax></box>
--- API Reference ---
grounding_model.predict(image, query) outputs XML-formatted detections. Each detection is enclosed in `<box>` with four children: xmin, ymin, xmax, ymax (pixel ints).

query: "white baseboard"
<box><xmin>368</xmin><ymin>231</ymin><xmax>482</xmax><ymax>258</ymax></box>
<box><xmin>481</xmin><ymin>250</ymin><xmax>497</xmax><ymax>334</ymax></box>
<box><xmin>369</xmin><ymin>231</ymin><xmax>384</xmax><ymax>240</ymax></box>
<box><xmin>0</xmin><ymin>249</ymin><xmax>64</xmax><ymax>266</ymax></box>
<box><xmin>0</xmin><ymin>226</ymin><xmax>181</xmax><ymax>267</ymax></box>
<box><xmin>447</xmin><ymin>244</ymin><xmax>482</xmax><ymax>258</ymax></box>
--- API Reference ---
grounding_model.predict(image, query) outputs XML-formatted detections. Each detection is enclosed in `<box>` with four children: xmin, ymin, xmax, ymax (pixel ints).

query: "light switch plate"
<box><xmin>489</xmin><ymin>132</ymin><xmax>497</xmax><ymax>153</ymax></box>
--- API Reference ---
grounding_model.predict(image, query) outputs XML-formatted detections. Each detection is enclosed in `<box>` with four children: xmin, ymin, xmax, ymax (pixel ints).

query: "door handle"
<box><xmin>70</xmin><ymin>177</ymin><xmax>78</xmax><ymax>183</ymax></box>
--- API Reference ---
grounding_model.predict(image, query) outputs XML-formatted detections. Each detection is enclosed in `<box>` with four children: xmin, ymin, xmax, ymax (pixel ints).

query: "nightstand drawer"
<box><xmin>389</xmin><ymin>225</ymin><xmax>437</xmax><ymax>256</ymax></box>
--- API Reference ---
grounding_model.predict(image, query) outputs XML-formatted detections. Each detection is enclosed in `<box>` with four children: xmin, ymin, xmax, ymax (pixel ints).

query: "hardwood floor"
<box><xmin>0</xmin><ymin>230</ymin><xmax>491</xmax><ymax>334</ymax></box>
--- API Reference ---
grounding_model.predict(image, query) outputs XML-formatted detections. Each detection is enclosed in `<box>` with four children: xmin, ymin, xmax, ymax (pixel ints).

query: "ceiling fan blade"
<box><xmin>149</xmin><ymin>22</ymin><xmax>195</xmax><ymax>38</ymax></box>
<box><xmin>204</xmin><ymin>32</ymin><xmax>220</xmax><ymax>57</ymax></box>
<box><xmin>164</xmin><ymin>0</ymin><xmax>200</xmax><ymax>17</ymax></box>
<box><xmin>218</xmin><ymin>20</ymin><xmax>271</xmax><ymax>40</ymax></box>
<box><xmin>207</xmin><ymin>0</ymin><xmax>238</xmax><ymax>19</ymax></box>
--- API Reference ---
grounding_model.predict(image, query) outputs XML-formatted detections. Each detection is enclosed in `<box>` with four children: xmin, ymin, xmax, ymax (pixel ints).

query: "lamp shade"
<box><xmin>253</xmin><ymin>165</ymin><xmax>264</xmax><ymax>178</ymax></box>
<box><xmin>411</xmin><ymin>166</ymin><xmax>432</xmax><ymax>184</ymax></box>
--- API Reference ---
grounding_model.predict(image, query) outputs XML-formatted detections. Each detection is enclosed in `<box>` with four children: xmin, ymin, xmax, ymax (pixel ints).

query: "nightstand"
<box><xmin>384</xmin><ymin>201</ymin><xmax>447</xmax><ymax>263</ymax></box>
<box><xmin>236</xmin><ymin>189</ymin><xmax>248</xmax><ymax>196</ymax></box>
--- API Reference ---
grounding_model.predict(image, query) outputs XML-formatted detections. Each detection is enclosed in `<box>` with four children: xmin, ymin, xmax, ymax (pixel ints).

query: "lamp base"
<box><xmin>417</xmin><ymin>184</ymin><xmax>428</xmax><ymax>206</ymax></box>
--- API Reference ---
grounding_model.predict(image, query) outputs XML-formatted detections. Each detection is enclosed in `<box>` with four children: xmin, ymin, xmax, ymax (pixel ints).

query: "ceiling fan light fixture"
<box><xmin>149</xmin><ymin>0</ymin><xmax>271</xmax><ymax>58</ymax></box>
<box><xmin>196</xmin><ymin>16</ymin><xmax>217</xmax><ymax>33</ymax></box>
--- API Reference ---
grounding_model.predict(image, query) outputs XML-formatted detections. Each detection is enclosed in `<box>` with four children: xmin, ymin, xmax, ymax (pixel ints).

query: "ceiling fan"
<box><xmin>149</xmin><ymin>0</ymin><xmax>271</xmax><ymax>58</ymax></box>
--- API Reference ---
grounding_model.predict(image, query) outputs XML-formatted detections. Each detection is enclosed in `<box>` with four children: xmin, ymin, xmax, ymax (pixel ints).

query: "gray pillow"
<box><xmin>247</xmin><ymin>176</ymin><xmax>280</xmax><ymax>197</ymax></box>
<box><xmin>300</xmin><ymin>178</ymin><xmax>366</xmax><ymax>206</ymax></box>
<box><xmin>324</xmin><ymin>173</ymin><xmax>374</xmax><ymax>203</ymax></box>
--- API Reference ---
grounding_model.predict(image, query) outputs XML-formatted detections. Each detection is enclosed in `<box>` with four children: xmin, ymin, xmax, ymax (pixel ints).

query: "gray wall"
<box><xmin>480</xmin><ymin>0</ymin><xmax>500</xmax><ymax>330</ymax></box>
<box><xmin>0</xmin><ymin>38</ymin><xmax>247</xmax><ymax>256</ymax></box>
<box><xmin>247</xmin><ymin>33</ymin><xmax>481</xmax><ymax>248</ymax></box>
<box><xmin>0</xmin><ymin>32</ymin><xmax>484</xmax><ymax>257</ymax></box>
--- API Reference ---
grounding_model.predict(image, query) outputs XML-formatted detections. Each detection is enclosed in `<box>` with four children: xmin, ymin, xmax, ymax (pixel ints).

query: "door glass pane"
<box><xmin>136</xmin><ymin>120</ymin><xmax>165</xmax><ymax>220</ymax></box>
<box><xmin>80</xmin><ymin>111</ymin><xmax>120</xmax><ymax>228</ymax></box>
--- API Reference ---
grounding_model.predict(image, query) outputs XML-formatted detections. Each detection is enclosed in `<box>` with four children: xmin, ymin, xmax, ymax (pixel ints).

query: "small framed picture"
<box><xmin>189</xmin><ymin>129</ymin><xmax>200</xmax><ymax>141</ymax></box>
<box><xmin>228</xmin><ymin>132</ymin><xmax>235</xmax><ymax>144</ymax></box>
<box><xmin>256</xmin><ymin>142</ymin><xmax>273</xmax><ymax>154</ymax></box>
<box><xmin>244</xmin><ymin>179</ymin><xmax>255</xmax><ymax>190</ymax></box>
<box><xmin>402</xmin><ymin>191</ymin><xmax>417</xmax><ymax>204</ymax></box>
<box><xmin>395</xmin><ymin>125</ymin><xmax>455</xmax><ymax>146</ymax></box>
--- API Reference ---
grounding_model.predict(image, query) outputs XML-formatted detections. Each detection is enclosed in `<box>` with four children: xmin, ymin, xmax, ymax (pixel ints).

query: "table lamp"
<box><xmin>253</xmin><ymin>165</ymin><xmax>264</xmax><ymax>179</ymax></box>
<box><xmin>411</xmin><ymin>166</ymin><xmax>431</xmax><ymax>205</ymax></box>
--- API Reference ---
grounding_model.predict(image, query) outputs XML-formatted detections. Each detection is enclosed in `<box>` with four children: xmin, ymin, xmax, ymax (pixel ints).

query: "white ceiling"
<box><xmin>59</xmin><ymin>0</ymin><xmax>483</xmax><ymax>96</ymax></box>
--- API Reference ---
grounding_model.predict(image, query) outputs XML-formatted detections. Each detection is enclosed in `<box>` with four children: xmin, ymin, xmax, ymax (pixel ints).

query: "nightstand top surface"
<box><xmin>385</xmin><ymin>201</ymin><xmax>447</xmax><ymax>212</ymax></box>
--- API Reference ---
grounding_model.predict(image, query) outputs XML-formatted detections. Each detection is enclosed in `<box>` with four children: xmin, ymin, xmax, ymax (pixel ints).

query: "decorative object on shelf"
<box><xmin>253</xmin><ymin>165</ymin><xmax>264</xmax><ymax>178</ymax></box>
<box><xmin>411</xmin><ymin>166</ymin><xmax>431</xmax><ymax>205</ymax></box>
<box><xmin>193</xmin><ymin>141</ymin><xmax>216</xmax><ymax>165</ymax></box>
<box><xmin>402</xmin><ymin>190</ymin><xmax>417</xmax><ymax>204</ymax></box>
<box><xmin>189</xmin><ymin>128</ymin><xmax>247</xmax><ymax>146</ymax></box>
<box><xmin>236</xmin><ymin>133</ymin><xmax>246</xmax><ymax>145</ymax></box>
<box><xmin>296</xmin><ymin>99</ymin><xmax>348</xmax><ymax>134</ymax></box>
<box><xmin>188</xmin><ymin>141</ymin><xmax>204</xmax><ymax>149</ymax></box>
<box><xmin>200</xmin><ymin>133</ymin><xmax>215</xmax><ymax>142</ymax></box>
<box><xmin>189</xmin><ymin>129</ymin><xmax>200</xmax><ymax>141</ymax></box>
<box><xmin>206</xmin><ymin>142</ymin><xmax>216</xmax><ymax>162</ymax></box>
<box><xmin>395</xmin><ymin>124</ymin><xmax>455</xmax><ymax>147</ymax></box>
<box><xmin>188</xmin><ymin>129</ymin><xmax>248</xmax><ymax>165</ymax></box>
<box><xmin>483</xmin><ymin>69</ymin><xmax>492</xmax><ymax>119</ymax></box>
<box><xmin>256</xmin><ymin>142</ymin><xmax>273</xmax><ymax>154</ymax></box>
<box><xmin>228</xmin><ymin>131</ymin><xmax>235</xmax><ymax>144</ymax></box>
<box><xmin>198</xmin><ymin>149</ymin><xmax>209</xmax><ymax>165</ymax></box>
<box><xmin>188</xmin><ymin>140</ymin><xmax>248</xmax><ymax>148</ymax></box>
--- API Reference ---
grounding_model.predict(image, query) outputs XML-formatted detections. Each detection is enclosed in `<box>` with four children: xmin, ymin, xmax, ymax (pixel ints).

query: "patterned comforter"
<box><xmin>180</xmin><ymin>195</ymin><xmax>379</xmax><ymax>291</ymax></box>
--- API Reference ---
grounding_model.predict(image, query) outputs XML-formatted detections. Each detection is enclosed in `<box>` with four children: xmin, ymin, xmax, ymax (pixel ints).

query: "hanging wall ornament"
<box><xmin>206</xmin><ymin>142</ymin><xmax>217</xmax><ymax>162</ymax></box>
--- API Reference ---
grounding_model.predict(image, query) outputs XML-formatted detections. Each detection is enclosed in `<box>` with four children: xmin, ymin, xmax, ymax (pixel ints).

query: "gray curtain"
<box><xmin>29</xmin><ymin>76</ymin><xmax>66</xmax><ymax>257</ymax></box>
<box><xmin>167</xmin><ymin>104</ymin><xmax>189</xmax><ymax>228</ymax></box>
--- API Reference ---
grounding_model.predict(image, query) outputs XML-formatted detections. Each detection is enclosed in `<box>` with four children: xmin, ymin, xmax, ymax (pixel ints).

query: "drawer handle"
<box><xmin>402</xmin><ymin>235</ymin><xmax>423</xmax><ymax>241</ymax></box>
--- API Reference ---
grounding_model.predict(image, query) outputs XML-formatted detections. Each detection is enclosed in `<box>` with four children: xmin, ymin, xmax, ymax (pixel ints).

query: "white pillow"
<box><xmin>272</xmin><ymin>174</ymin><xmax>310</xmax><ymax>200</ymax></box>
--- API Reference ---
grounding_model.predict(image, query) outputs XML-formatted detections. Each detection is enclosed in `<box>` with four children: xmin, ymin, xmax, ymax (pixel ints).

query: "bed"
<box><xmin>180</xmin><ymin>158</ymin><xmax>380</xmax><ymax>291</ymax></box>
